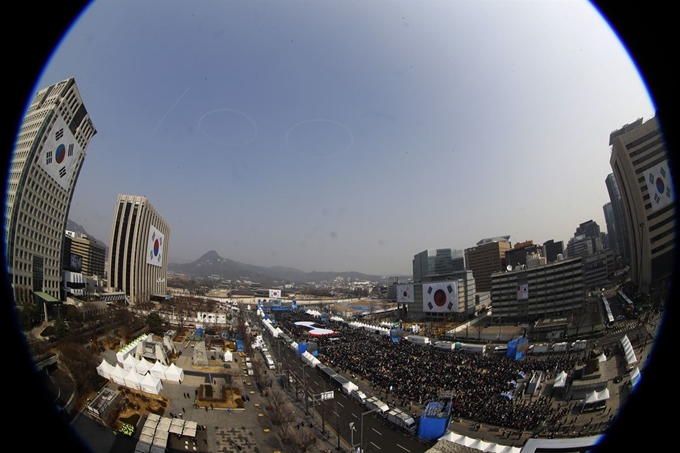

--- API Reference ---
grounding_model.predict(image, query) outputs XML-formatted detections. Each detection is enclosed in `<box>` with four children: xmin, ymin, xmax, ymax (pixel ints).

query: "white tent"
<box><xmin>165</xmin><ymin>363</ymin><xmax>184</xmax><ymax>383</ymax></box>
<box><xmin>620</xmin><ymin>335</ymin><xmax>638</xmax><ymax>366</ymax></box>
<box><xmin>149</xmin><ymin>361</ymin><xmax>168</xmax><ymax>380</ymax></box>
<box><xmin>96</xmin><ymin>359</ymin><xmax>115</xmax><ymax>379</ymax></box>
<box><xmin>111</xmin><ymin>364</ymin><xmax>129</xmax><ymax>386</ymax></box>
<box><xmin>124</xmin><ymin>369</ymin><xmax>143</xmax><ymax>390</ymax></box>
<box><xmin>584</xmin><ymin>388</ymin><xmax>610</xmax><ymax>405</ymax></box>
<box><xmin>554</xmin><ymin>371</ymin><xmax>568</xmax><ymax>388</ymax></box>
<box><xmin>437</xmin><ymin>432</ymin><xmax>521</xmax><ymax>453</ymax></box>
<box><xmin>224</xmin><ymin>351</ymin><xmax>233</xmax><ymax>362</ymax></box>
<box><xmin>136</xmin><ymin>359</ymin><xmax>152</xmax><ymax>375</ymax></box>
<box><xmin>123</xmin><ymin>354</ymin><xmax>140</xmax><ymax>371</ymax></box>
<box><xmin>630</xmin><ymin>367</ymin><xmax>642</xmax><ymax>388</ymax></box>
<box><xmin>140</xmin><ymin>373</ymin><xmax>163</xmax><ymax>395</ymax></box>
<box><xmin>598</xmin><ymin>353</ymin><xmax>607</xmax><ymax>362</ymax></box>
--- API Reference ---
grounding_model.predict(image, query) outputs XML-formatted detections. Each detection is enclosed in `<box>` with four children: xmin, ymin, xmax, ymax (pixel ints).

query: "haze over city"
<box><xmin>32</xmin><ymin>0</ymin><xmax>654</xmax><ymax>275</ymax></box>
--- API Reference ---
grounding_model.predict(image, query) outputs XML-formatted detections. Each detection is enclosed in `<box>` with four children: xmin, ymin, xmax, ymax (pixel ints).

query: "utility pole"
<box><xmin>303</xmin><ymin>365</ymin><xmax>309</xmax><ymax>415</ymax></box>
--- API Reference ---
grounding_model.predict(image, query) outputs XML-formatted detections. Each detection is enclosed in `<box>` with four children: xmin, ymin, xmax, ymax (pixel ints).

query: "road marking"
<box><xmin>337</xmin><ymin>402</ymin><xmax>344</xmax><ymax>408</ymax></box>
<box><xmin>333</xmin><ymin>411</ymin><xmax>340</xmax><ymax>417</ymax></box>
<box><xmin>396</xmin><ymin>444</ymin><xmax>411</xmax><ymax>452</ymax></box>
<box><xmin>352</xmin><ymin>413</ymin><xmax>358</xmax><ymax>419</ymax></box>
<box><xmin>370</xmin><ymin>442</ymin><xmax>381</xmax><ymax>450</ymax></box>
<box><xmin>372</xmin><ymin>428</ymin><xmax>382</xmax><ymax>435</ymax></box>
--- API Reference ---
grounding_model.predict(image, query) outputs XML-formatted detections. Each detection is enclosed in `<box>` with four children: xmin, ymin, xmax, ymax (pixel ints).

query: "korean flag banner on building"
<box><xmin>517</xmin><ymin>283</ymin><xmax>529</xmax><ymax>300</ymax></box>
<box><xmin>645</xmin><ymin>160</ymin><xmax>675</xmax><ymax>211</ymax></box>
<box><xmin>422</xmin><ymin>281</ymin><xmax>458</xmax><ymax>313</ymax></box>
<box><xmin>269</xmin><ymin>289</ymin><xmax>281</xmax><ymax>298</ymax></box>
<box><xmin>397</xmin><ymin>284</ymin><xmax>415</xmax><ymax>303</ymax></box>
<box><xmin>38</xmin><ymin>114</ymin><xmax>83</xmax><ymax>190</ymax></box>
<box><xmin>146</xmin><ymin>225</ymin><xmax>164</xmax><ymax>267</ymax></box>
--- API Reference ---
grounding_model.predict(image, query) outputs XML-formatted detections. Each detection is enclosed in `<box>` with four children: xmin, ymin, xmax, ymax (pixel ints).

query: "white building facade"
<box><xmin>107</xmin><ymin>195</ymin><xmax>170</xmax><ymax>305</ymax></box>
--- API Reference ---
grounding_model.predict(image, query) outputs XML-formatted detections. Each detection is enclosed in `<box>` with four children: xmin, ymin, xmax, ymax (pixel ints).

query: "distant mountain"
<box><xmin>168</xmin><ymin>250</ymin><xmax>388</xmax><ymax>284</ymax></box>
<box><xmin>66</xmin><ymin>219</ymin><xmax>108</xmax><ymax>255</ymax></box>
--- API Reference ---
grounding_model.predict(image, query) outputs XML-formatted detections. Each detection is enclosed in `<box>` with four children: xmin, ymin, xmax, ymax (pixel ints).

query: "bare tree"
<box><xmin>293</xmin><ymin>428</ymin><xmax>317</xmax><ymax>453</ymax></box>
<box><xmin>223</xmin><ymin>367</ymin><xmax>241</xmax><ymax>399</ymax></box>
<box><xmin>264</xmin><ymin>389</ymin><xmax>295</xmax><ymax>439</ymax></box>
<box><xmin>571</xmin><ymin>306</ymin><xmax>588</xmax><ymax>337</ymax></box>
<box><xmin>475</xmin><ymin>323</ymin><xmax>484</xmax><ymax>340</ymax></box>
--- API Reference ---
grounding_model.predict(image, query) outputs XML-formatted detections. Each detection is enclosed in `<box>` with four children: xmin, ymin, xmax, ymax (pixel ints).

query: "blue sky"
<box><xmin>31</xmin><ymin>0</ymin><xmax>654</xmax><ymax>275</ymax></box>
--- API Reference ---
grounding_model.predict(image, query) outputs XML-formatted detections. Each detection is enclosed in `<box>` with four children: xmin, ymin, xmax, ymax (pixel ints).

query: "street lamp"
<box><xmin>360</xmin><ymin>407</ymin><xmax>379</xmax><ymax>452</ymax></box>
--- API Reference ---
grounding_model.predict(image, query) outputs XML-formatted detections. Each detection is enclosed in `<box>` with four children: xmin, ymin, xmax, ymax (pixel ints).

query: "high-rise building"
<box><xmin>465</xmin><ymin>236</ymin><xmax>512</xmax><ymax>293</ymax></box>
<box><xmin>542</xmin><ymin>239</ymin><xmax>564</xmax><ymax>263</ymax></box>
<box><xmin>4</xmin><ymin>78</ymin><xmax>96</xmax><ymax>309</ymax></box>
<box><xmin>609</xmin><ymin>116</ymin><xmax>675</xmax><ymax>297</ymax></box>
<box><xmin>107</xmin><ymin>195</ymin><xmax>170</xmax><ymax>305</ymax></box>
<box><xmin>64</xmin><ymin>232</ymin><xmax>106</xmax><ymax>278</ymax></box>
<box><xmin>603</xmin><ymin>202</ymin><xmax>617</xmax><ymax>251</ymax></box>
<box><xmin>491</xmin><ymin>256</ymin><xmax>585</xmax><ymax>322</ymax></box>
<box><xmin>605</xmin><ymin>173</ymin><xmax>631</xmax><ymax>263</ymax></box>
<box><xmin>412</xmin><ymin>248</ymin><xmax>465</xmax><ymax>281</ymax></box>
<box><xmin>505</xmin><ymin>240</ymin><xmax>540</xmax><ymax>268</ymax></box>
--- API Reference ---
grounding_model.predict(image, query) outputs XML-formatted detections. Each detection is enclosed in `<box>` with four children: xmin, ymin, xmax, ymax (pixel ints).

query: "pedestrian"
<box><xmin>182</xmin><ymin>407</ymin><xmax>185</xmax><ymax>413</ymax></box>
<box><xmin>228</xmin><ymin>408</ymin><xmax>231</xmax><ymax>415</ymax></box>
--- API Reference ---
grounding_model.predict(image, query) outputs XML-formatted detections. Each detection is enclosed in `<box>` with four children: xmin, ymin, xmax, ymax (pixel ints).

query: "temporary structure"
<box><xmin>149</xmin><ymin>360</ymin><xmax>168</xmax><ymax>380</ymax></box>
<box><xmin>140</xmin><ymin>373</ymin><xmax>163</xmax><ymax>395</ymax></box>
<box><xmin>111</xmin><ymin>364</ymin><xmax>129</xmax><ymax>386</ymax></box>
<box><xmin>165</xmin><ymin>363</ymin><xmax>184</xmax><ymax>383</ymax></box>
<box><xmin>124</xmin><ymin>369</ymin><xmax>143</xmax><ymax>390</ymax></box>
<box><xmin>136</xmin><ymin>358</ymin><xmax>152</xmax><ymax>375</ymax></box>
<box><xmin>96</xmin><ymin>359</ymin><xmax>115</xmax><ymax>379</ymax></box>
<box><xmin>123</xmin><ymin>354</ymin><xmax>140</xmax><ymax>371</ymax></box>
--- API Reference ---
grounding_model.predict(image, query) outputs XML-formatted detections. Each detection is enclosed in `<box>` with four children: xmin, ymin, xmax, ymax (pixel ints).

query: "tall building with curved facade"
<box><xmin>107</xmin><ymin>195</ymin><xmax>170</xmax><ymax>305</ymax></box>
<box><xmin>4</xmin><ymin>78</ymin><xmax>96</xmax><ymax>308</ymax></box>
<box><xmin>609</xmin><ymin>116</ymin><xmax>675</xmax><ymax>298</ymax></box>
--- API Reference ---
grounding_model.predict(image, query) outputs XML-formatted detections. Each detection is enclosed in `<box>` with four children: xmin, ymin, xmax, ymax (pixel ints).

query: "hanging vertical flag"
<box><xmin>517</xmin><ymin>282</ymin><xmax>529</xmax><ymax>300</ymax></box>
<box><xmin>422</xmin><ymin>281</ymin><xmax>458</xmax><ymax>313</ymax></box>
<box><xmin>645</xmin><ymin>160</ymin><xmax>675</xmax><ymax>211</ymax></box>
<box><xmin>396</xmin><ymin>284</ymin><xmax>415</xmax><ymax>303</ymax></box>
<box><xmin>38</xmin><ymin>114</ymin><xmax>84</xmax><ymax>189</ymax></box>
<box><xmin>146</xmin><ymin>225</ymin><xmax>164</xmax><ymax>267</ymax></box>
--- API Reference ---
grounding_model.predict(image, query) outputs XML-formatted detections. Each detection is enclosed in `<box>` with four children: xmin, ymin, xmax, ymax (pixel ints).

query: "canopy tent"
<box><xmin>136</xmin><ymin>358</ymin><xmax>152</xmax><ymax>375</ymax></box>
<box><xmin>123</xmin><ymin>354</ymin><xmax>140</xmax><ymax>371</ymax></box>
<box><xmin>111</xmin><ymin>364</ymin><xmax>129</xmax><ymax>386</ymax></box>
<box><xmin>598</xmin><ymin>353</ymin><xmax>607</xmax><ymax>362</ymax></box>
<box><xmin>183</xmin><ymin>421</ymin><xmax>198</xmax><ymax>438</ymax></box>
<box><xmin>124</xmin><ymin>369</ymin><xmax>143</xmax><ymax>390</ymax></box>
<box><xmin>554</xmin><ymin>371</ymin><xmax>568</xmax><ymax>388</ymax></box>
<box><xmin>140</xmin><ymin>373</ymin><xmax>163</xmax><ymax>395</ymax></box>
<box><xmin>165</xmin><ymin>363</ymin><xmax>184</xmax><ymax>382</ymax></box>
<box><xmin>169</xmin><ymin>419</ymin><xmax>184</xmax><ymax>435</ymax></box>
<box><xmin>224</xmin><ymin>351</ymin><xmax>233</xmax><ymax>362</ymax></box>
<box><xmin>583</xmin><ymin>388</ymin><xmax>610</xmax><ymax>407</ymax></box>
<box><xmin>96</xmin><ymin>359</ymin><xmax>115</xmax><ymax>379</ymax></box>
<box><xmin>630</xmin><ymin>367</ymin><xmax>642</xmax><ymax>388</ymax></box>
<box><xmin>149</xmin><ymin>361</ymin><xmax>168</xmax><ymax>380</ymax></box>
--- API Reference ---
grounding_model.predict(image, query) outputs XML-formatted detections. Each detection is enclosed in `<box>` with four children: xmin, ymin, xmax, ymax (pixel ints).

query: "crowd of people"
<box><xmin>270</xmin><ymin>311</ymin><xmax>586</xmax><ymax>431</ymax></box>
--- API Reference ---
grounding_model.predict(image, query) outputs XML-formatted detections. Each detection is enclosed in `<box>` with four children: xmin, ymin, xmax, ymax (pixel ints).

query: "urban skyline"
<box><xmin>30</xmin><ymin>1</ymin><xmax>655</xmax><ymax>276</ymax></box>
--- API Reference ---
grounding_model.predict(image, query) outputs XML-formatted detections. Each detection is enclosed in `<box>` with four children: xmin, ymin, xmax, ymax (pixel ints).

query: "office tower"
<box><xmin>605</xmin><ymin>173</ymin><xmax>632</xmax><ymax>263</ymax></box>
<box><xmin>542</xmin><ymin>239</ymin><xmax>564</xmax><ymax>263</ymax></box>
<box><xmin>4</xmin><ymin>78</ymin><xmax>96</xmax><ymax>309</ymax></box>
<box><xmin>63</xmin><ymin>231</ymin><xmax>106</xmax><ymax>278</ymax></box>
<box><xmin>505</xmin><ymin>240</ymin><xmax>541</xmax><ymax>268</ymax></box>
<box><xmin>609</xmin><ymin>116</ymin><xmax>675</xmax><ymax>297</ymax></box>
<box><xmin>603</xmin><ymin>202</ymin><xmax>617</xmax><ymax>251</ymax></box>
<box><xmin>412</xmin><ymin>248</ymin><xmax>465</xmax><ymax>281</ymax></box>
<box><xmin>491</xmin><ymin>256</ymin><xmax>585</xmax><ymax>322</ymax></box>
<box><xmin>464</xmin><ymin>236</ymin><xmax>512</xmax><ymax>293</ymax></box>
<box><xmin>108</xmin><ymin>195</ymin><xmax>170</xmax><ymax>305</ymax></box>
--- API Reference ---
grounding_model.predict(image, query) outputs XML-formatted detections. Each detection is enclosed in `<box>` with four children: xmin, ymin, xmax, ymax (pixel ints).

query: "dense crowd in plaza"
<box><xmin>271</xmin><ymin>311</ymin><xmax>585</xmax><ymax>431</ymax></box>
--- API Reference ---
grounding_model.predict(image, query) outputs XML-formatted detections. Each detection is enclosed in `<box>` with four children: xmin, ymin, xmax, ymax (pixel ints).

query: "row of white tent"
<box><xmin>436</xmin><ymin>432</ymin><xmax>521</xmax><ymax>453</ymax></box>
<box><xmin>135</xmin><ymin>413</ymin><xmax>198</xmax><ymax>453</ymax></box>
<box><xmin>301</xmin><ymin>350</ymin><xmax>321</xmax><ymax>368</ymax></box>
<box><xmin>348</xmin><ymin>321</ymin><xmax>391</xmax><ymax>335</ymax></box>
<box><xmin>97</xmin><ymin>359</ymin><xmax>185</xmax><ymax>395</ymax></box>
<box><xmin>117</xmin><ymin>333</ymin><xmax>153</xmax><ymax>363</ymax></box>
<box><xmin>620</xmin><ymin>335</ymin><xmax>638</xmax><ymax>367</ymax></box>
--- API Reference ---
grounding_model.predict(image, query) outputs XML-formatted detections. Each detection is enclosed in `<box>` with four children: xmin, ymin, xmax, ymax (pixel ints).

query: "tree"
<box><xmin>54</xmin><ymin>317</ymin><xmax>69</xmax><ymax>340</ymax></box>
<box><xmin>571</xmin><ymin>306</ymin><xmax>588</xmax><ymax>337</ymax></box>
<box><xmin>223</xmin><ymin>367</ymin><xmax>240</xmax><ymax>399</ymax></box>
<box><xmin>146</xmin><ymin>312</ymin><xmax>164</xmax><ymax>335</ymax></box>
